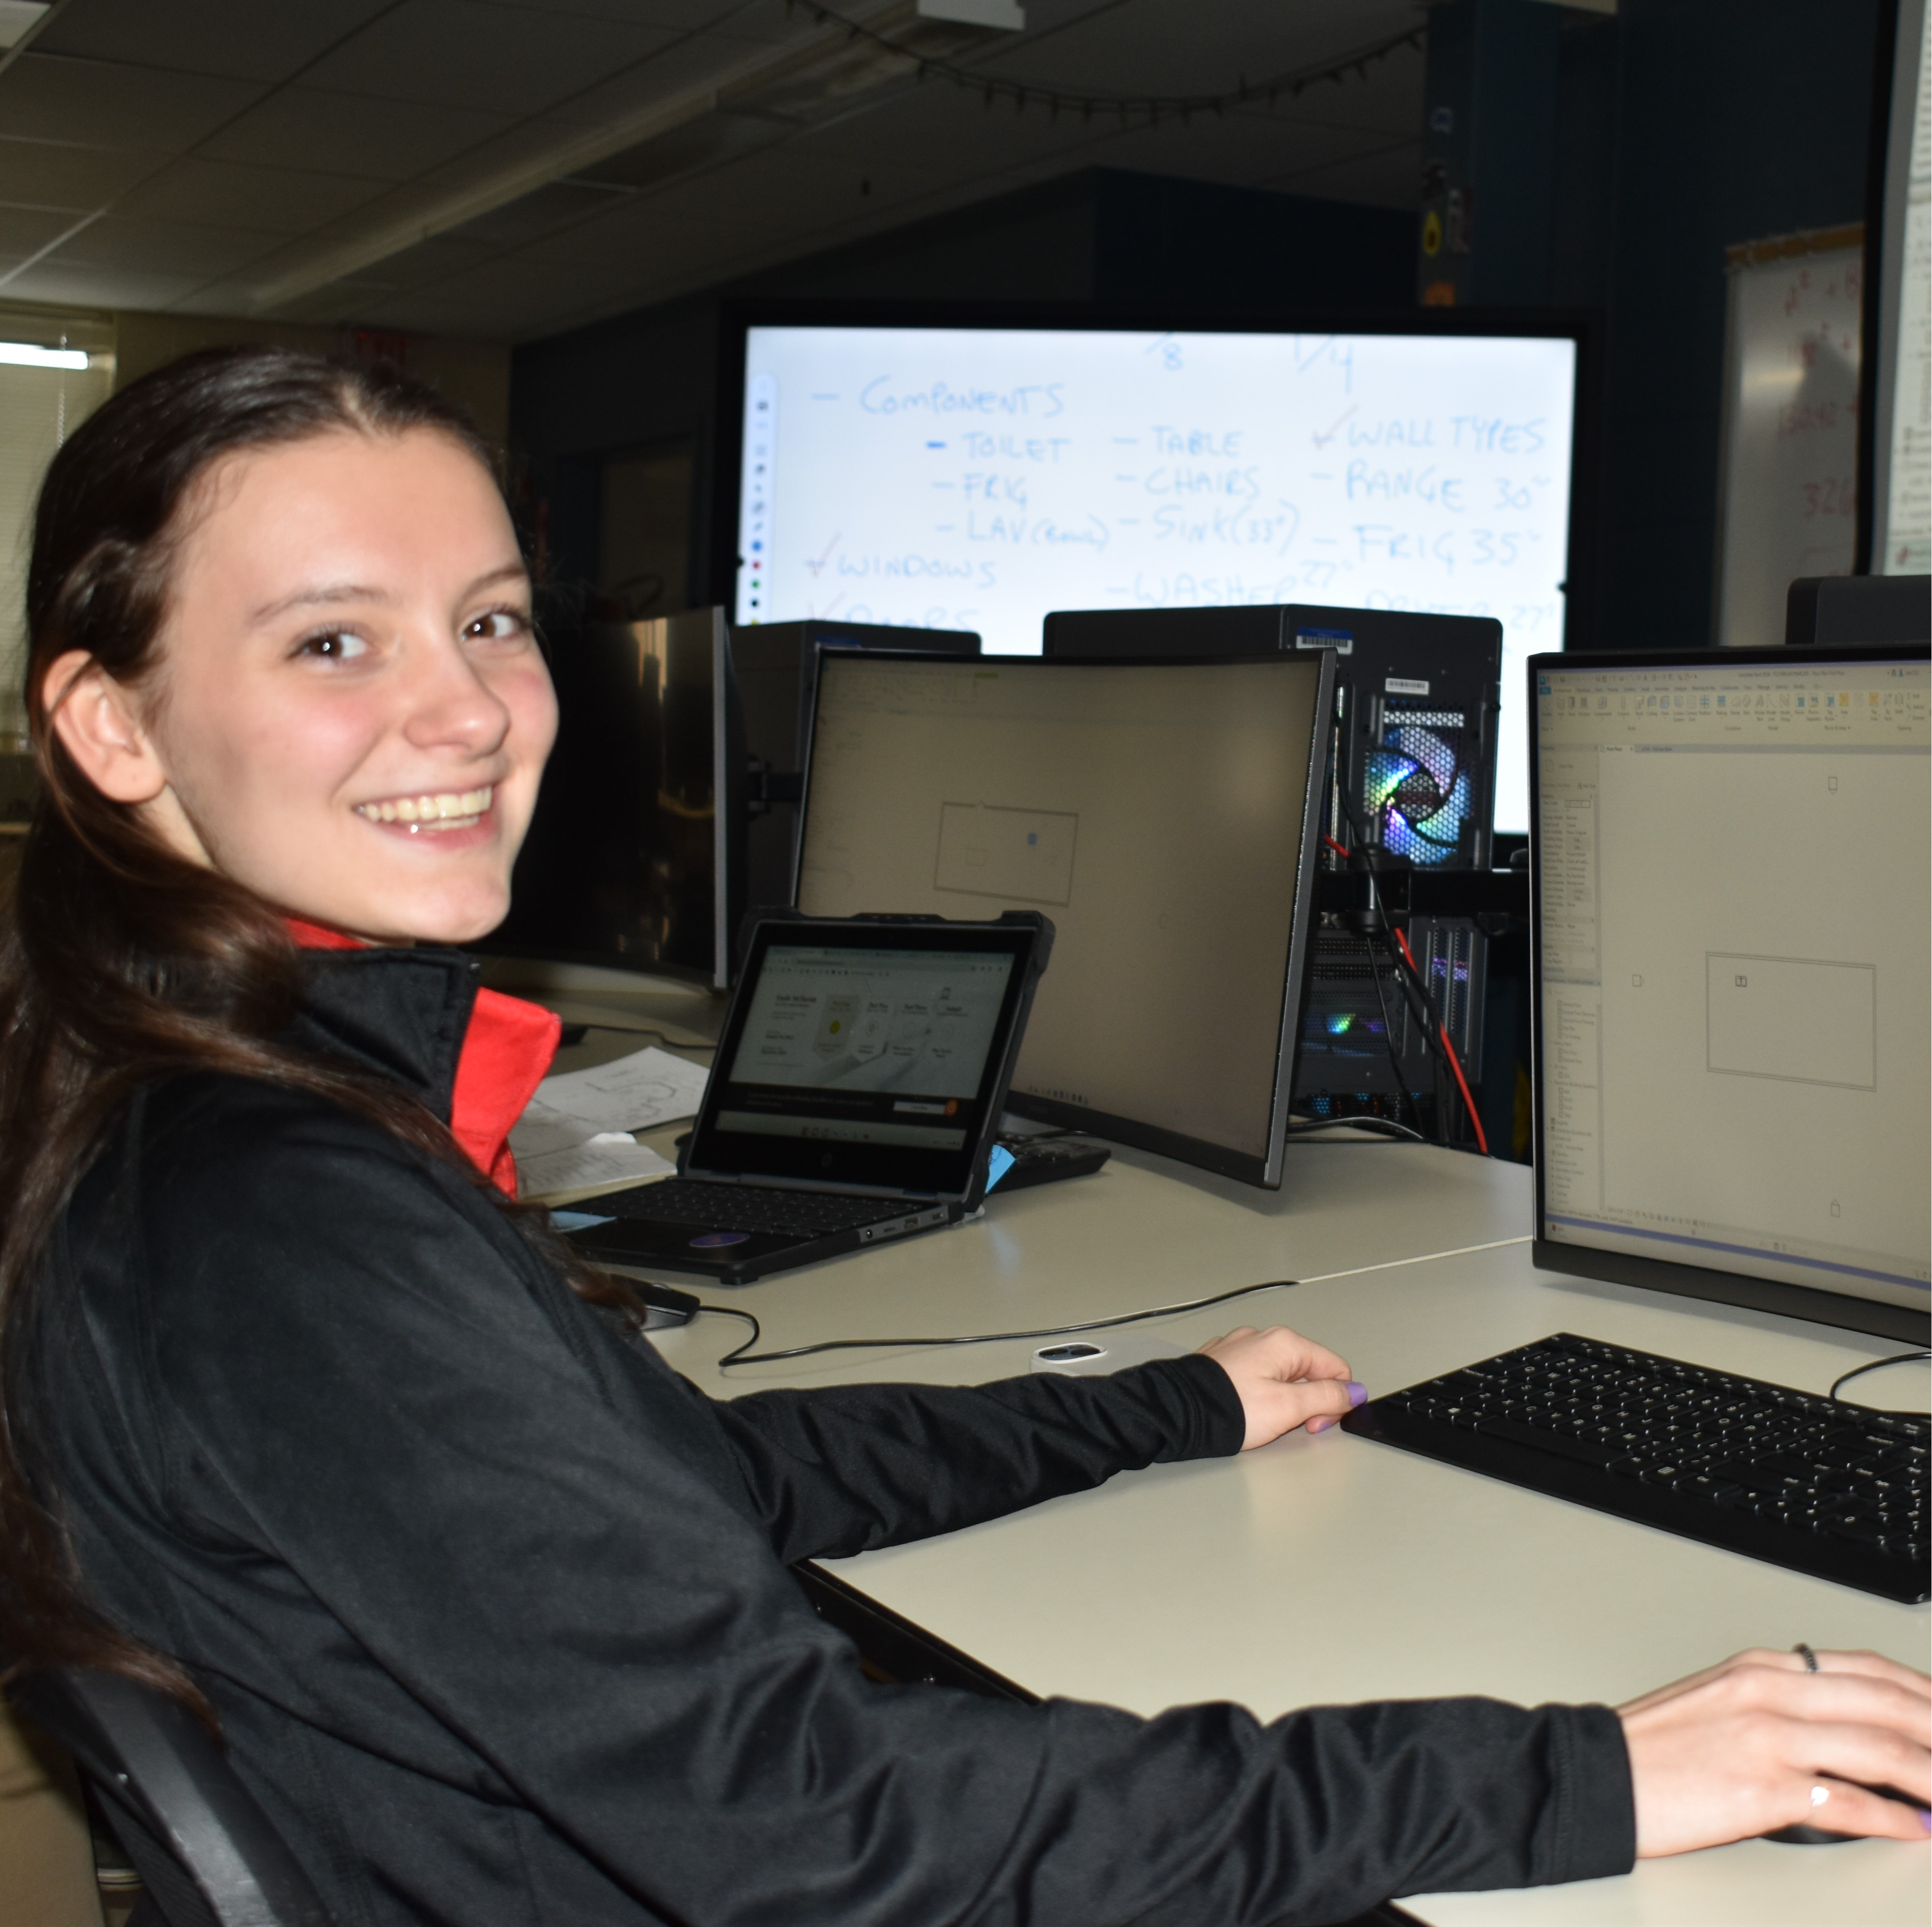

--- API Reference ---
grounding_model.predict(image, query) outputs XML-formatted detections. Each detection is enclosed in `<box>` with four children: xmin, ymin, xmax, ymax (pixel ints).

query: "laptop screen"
<box><xmin>689</xmin><ymin>920</ymin><xmax>1040</xmax><ymax>1196</ymax></box>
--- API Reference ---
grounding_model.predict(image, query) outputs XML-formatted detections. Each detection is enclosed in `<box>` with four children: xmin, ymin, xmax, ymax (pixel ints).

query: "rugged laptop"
<box><xmin>563</xmin><ymin>911</ymin><xmax>1052</xmax><ymax>1282</ymax></box>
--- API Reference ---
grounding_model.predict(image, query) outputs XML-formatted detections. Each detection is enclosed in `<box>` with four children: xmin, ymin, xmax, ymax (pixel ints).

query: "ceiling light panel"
<box><xmin>0</xmin><ymin>339</ymin><xmax>88</xmax><ymax>368</ymax></box>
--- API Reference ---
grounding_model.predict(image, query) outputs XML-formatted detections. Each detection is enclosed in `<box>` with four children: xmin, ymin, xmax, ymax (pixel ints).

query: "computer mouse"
<box><xmin>1764</xmin><ymin>1782</ymin><xmax>1925</xmax><ymax>1843</ymax></box>
<box><xmin>1031</xmin><ymin>1334</ymin><xmax>1186</xmax><ymax>1375</ymax></box>
<box><xmin>627</xmin><ymin>1279</ymin><xmax>700</xmax><ymax>1330</ymax></box>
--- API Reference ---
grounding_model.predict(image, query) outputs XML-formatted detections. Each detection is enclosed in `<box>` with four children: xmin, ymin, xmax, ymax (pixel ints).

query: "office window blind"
<box><xmin>0</xmin><ymin>337</ymin><xmax>113</xmax><ymax>744</ymax></box>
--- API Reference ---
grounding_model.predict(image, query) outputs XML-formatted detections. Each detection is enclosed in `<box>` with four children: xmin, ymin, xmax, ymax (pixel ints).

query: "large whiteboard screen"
<box><xmin>735</xmin><ymin>325</ymin><xmax>1578</xmax><ymax>833</ymax></box>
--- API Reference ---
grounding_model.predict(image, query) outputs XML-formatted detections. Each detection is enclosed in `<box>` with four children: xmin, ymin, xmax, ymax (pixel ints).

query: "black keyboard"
<box><xmin>591</xmin><ymin>1179</ymin><xmax>915</xmax><ymax>1238</ymax></box>
<box><xmin>1341</xmin><ymin>1333</ymin><xmax>1930</xmax><ymax>1603</ymax></box>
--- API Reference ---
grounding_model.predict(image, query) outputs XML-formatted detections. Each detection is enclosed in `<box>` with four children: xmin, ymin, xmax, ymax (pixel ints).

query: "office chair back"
<box><xmin>8</xmin><ymin>1664</ymin><xmax>335</xmax><ymax>1927</ymax></box>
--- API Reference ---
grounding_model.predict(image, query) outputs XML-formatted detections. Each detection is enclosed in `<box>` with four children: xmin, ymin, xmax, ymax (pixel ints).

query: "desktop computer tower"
<box><xmin>1296</xmin><ymin>918</ymin><xmax>1486</xmax><ymax>1118</ymax></box>
<box><xmin>734</xmin><ymin>619</ymin><xmax>979</xmax><ymax>915</ymax></box>
<box><xmin>1042</xmin><ymin>604</ymin><xmax>1498</xmax><ymax>1130</ymax></box>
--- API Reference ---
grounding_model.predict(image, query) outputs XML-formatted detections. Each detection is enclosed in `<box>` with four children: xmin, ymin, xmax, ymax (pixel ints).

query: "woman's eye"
<box><xmin>296</xmin><ymin>630</ymin><xmax>370</xmax><ymax>662</ymax></box>
<box><xmin>466</xmin><ymin>608</ymin><xmax>531</xmax><ymax>643</ymax></box>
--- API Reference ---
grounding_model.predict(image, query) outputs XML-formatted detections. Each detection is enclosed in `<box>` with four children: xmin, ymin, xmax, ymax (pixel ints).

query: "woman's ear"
<box><xmin>42</xmin><ymin>650</ymin><xmax>170</xmax><ymax>804</ymax></box>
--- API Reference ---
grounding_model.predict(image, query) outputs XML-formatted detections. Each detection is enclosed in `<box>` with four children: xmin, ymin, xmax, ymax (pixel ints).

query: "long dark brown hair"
<box><xmin>0</xmin><ymin>347</ymin><xmax>621</xmax><ymax>1712</ymax></box>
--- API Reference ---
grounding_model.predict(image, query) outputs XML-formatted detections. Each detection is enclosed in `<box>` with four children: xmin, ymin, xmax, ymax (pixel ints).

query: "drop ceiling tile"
<box><xmin>300</xmin><ymin>0</ymin><xmax>676</xmax><ymax>116</ymax></box>
<box><xmin>35</xmin><ymin>0</ymin><xmax>397</xmax><ymax>84</ymax></box>
<box><xmin>115</xmin><ymin>156</ymin><xmax>389</xmax><ymax>233</ymax></box>
<box><xmin>0</xmin><ymin>53</ymin><xmax>263</xmax><ymax>151</ymax></box>
<box><xmin>0</xmin><ymin>136</ymin><xmax>161</xmax><ymax>207</ymax></box>
<box><xmin>46</xmin><ymin>213</ymin><xmax>287</xmax><ymax>279</ymax></box>
<box><xmin>493</xmin><ymin>0</ymin><xmax>806</xmax><ymax>39</ymax></box>
<box><xmin>577</xmin><ymin>167</ymin><xmax>797</xmax><ymax>243</ymax></box>
<box><xmin>566</xmin><ymin>107</ymin><xmax>781</xmax><ymax>192</ymax></box>
<box><xmin>199</xmin><ymin>86</ymin><xmax>513</xmax><ymax>180</ymax></box>
<box><xmin>508</xmin><ymin>192</ymin><xmax>685</xmax><ymax>262</ymax></box>
<box><xmin>441</xmin><ymin>178</ymin><xmax>632</xmax><ymax>249</ymax></box>
<box><xmin>541</xmin><ymin>27</ymin><xmax>800</xmax><ymax>130</ymax></box>
<box><xmin>5</xmin><ymin>260</ymin><xmax>209</xmax><ymax>308</ymax></box>
<box><xmin>351</xmin><ymin>233</ymin><xmax>500</xmax><ymax>291</ymax></box>
<box><xmin>259</xmin><ymin>273</ymin><xmax>425</xmax><ymax>325</ymax></box>
<box><xmin>353</xmin><ymin>255</ymin><xmax>645</xmax><ymax>336</ymax></box>
<box><xmin>0</xmin><ymin>203</ymin><xmax>88</xmax><ymax>256</ymax></box>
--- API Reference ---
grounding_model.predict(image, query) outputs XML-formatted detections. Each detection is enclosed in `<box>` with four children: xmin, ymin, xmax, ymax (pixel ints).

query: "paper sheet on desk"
<box><xmin>509</xmin><ymin>1045</ymin><xmax>711</xmax><ymax>1158</ymax></box>
<box><xmin>516</xmin><ymin>1133</ymin><xmax>675</xmax><ymax>1202</ymax></box>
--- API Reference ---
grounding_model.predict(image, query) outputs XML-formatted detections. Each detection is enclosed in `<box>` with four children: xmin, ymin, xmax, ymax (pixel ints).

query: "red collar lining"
<box><xmin>286</xmin><ymin>920</ymin><xmax>558</xmax><ymax>1195</ymax></box>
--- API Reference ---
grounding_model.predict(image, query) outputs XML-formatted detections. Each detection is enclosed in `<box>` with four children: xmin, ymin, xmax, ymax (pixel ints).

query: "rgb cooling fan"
<box><xmin>1363</xmin><ymin>707</ymin><xmax>1477</xmax><ymax>867</ymax></box>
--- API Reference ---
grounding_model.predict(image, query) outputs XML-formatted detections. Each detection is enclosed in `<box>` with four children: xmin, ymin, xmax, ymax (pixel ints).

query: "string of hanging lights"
<box><xmin>780</xmin><ymin>4</ymin><xmax>1426</xmax><ymax>126</ymax></box>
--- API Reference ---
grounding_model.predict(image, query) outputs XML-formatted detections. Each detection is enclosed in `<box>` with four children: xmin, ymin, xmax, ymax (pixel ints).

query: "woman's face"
<box><xmin>70</xmin><ymin>428</ymin><xmax>557</xmax><ymax>946</ymax></box>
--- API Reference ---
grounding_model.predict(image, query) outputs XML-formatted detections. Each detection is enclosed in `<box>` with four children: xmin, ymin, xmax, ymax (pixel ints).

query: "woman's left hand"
<box><xmin>1197</xmin><ymin>1325</ymin><xmax>1367</xmax><ymax>1449</ymax></box>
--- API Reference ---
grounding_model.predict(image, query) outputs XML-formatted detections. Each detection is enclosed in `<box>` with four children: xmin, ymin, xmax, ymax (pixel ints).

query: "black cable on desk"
<box><xmin>1828</xmin><ymin>1351</ymin><xmax>1930</xmax><ymax>1414</ymax></box>
<box><xmin>698</xmin><ymin>1277</ymin><xmax>1303</xmax><ymax>1370</ymax></box>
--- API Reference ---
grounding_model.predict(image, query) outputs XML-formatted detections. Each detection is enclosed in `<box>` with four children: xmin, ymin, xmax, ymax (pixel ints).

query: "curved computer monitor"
<box><xmin>1529</xmin><ymin>643</ymin><xmax>1930</xmax><ymax>1343</ymax></box>
<box><xmin>735</xmin><ymin>619</ymin><xmax>979</xmax><ymax>917</ymax></box>
<box><xmin>793</xmin><ymin>650</ymin><xmax>1332</xmax><ymax>1188</ymax></box>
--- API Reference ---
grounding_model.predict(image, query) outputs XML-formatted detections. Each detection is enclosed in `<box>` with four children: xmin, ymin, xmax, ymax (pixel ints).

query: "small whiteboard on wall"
<box><xmin>1714</xmin><ymin>225</ymin><xmax>1863</xmax><ymax>648</ymax></box>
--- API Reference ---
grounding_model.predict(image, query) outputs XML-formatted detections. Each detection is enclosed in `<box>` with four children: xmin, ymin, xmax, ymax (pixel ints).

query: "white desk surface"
<box><xmin>652</xmin><ymin>1139</ymin><xmax>1929</xmax><ymax>1927</ymax></box>
<box><xmin>652</xmin><ymin>1135</ymin><xmax>1539</xmax><ymax>1384</ymax></box>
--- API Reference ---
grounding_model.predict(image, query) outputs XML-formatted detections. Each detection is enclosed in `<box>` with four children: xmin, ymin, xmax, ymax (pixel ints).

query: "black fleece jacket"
<box><xmin>19</xmin><ymin>947</ymin><xmax>1635</xmax><ymax>1926</ymax></box>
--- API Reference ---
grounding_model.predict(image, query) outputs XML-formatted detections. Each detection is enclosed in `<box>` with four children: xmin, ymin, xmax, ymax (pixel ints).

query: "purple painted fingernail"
<box><xmin>1920</xmin><ymin>1808</ymin><xmax>1931</xmax><ymax>1833</ymax></box>
<box><xmin>1346</xmin><ymin>1381</ymin><xmax>1368</xmax><ymax>1408</ymax></box>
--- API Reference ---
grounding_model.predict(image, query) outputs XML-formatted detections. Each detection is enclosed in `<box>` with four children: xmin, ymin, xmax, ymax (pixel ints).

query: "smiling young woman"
<box><xmin>44</xmin><ymin>413</ymin><xmax>554</xmax><ymax>946</ymax></box>
<box><xmin>0</xmin><ymin>348</ymin><xmax>1922</xmax><ymax>1927</ymax></box>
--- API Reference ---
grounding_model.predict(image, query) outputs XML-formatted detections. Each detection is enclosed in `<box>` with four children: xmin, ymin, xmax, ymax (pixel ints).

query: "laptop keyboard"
<box><xmin>1342</xmin><ymin>1333</ymin><xmax>1929</xmax><ymax>1603</ymax></box>
<box><xmin>592</xmin><ymin>1179</ymin><xmax>916</xmax><ymax>1237</ymax></box>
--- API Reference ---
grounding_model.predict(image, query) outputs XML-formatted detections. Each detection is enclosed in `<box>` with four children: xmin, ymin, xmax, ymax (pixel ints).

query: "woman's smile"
<box><xmin>353</xmin><ymin>783</ymin><xmax>496</xmax><ymax>831</ymax></box>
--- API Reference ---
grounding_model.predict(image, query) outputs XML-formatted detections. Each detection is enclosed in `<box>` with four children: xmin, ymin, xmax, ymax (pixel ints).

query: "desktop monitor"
<box><xmin>488</xmin><ymin>607</ymin><xmax>745</xmax><ymax>989</ymax></box>
<box><xmin>794</xmin><ymin>651</ymin><xmax>1332</xmax><ymax>1187</ymax></box>
<box><xmin>734</xmin><ymin>619</ymin><xmax>979</xmax><ymax>916</ymax></box>
<box><xmin>1530</xmin><ymin>643</ymin><xmax>1930</xmax><ymax>1344</ymax></box>
<box><xmin>723</xmin><ymin>311</ymin><xmax>1587</xmax><ymax>839</ymax></box>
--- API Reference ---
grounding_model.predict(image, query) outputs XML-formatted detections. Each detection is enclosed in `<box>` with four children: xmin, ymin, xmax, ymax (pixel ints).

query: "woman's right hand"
<box><xmin>1620</xmin><ymin>1646</ymin><xmax>1930</xmax><ymax>1854</ymax></box>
